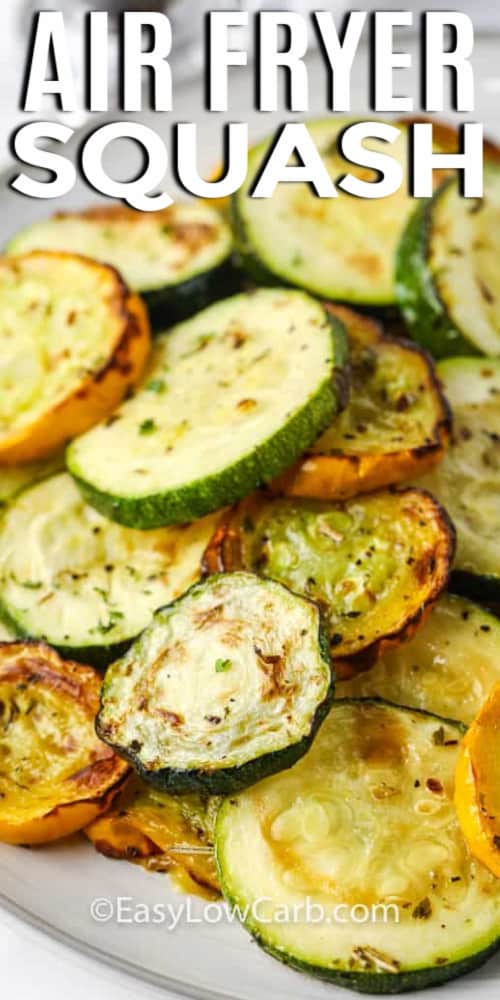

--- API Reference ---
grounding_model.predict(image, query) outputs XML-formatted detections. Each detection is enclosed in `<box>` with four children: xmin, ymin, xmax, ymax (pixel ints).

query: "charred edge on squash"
<box><xmin>0</xmin><ymin>640</ymin><xmax>130</xmax><ymax>818</ymax></box>
<box><xmin>0</xmin><ymin>252</ymin><xmax>151</xmax><ymax>463</ymax></box>
<box><xmin>332</xmin><ymin>487</ymin><xmax>456</xmax><ymax>674</ymax></box>
<box><xmin>319</xmin><ymin>304</ymin><xmax>451</xmax><ymax>459</ymax></box>
<box><xmin>202</xmin><ymin>488</ymin><xmax>456</xmax><ymax>676</ymax></box>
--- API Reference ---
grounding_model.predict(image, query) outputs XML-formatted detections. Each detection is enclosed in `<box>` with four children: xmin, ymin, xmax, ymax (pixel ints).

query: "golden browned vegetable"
<box><xmin>338</xmin><ymin>594</ymin><xmax>500</xmax><ymax>722</ymax></box>
<box><xmin>0</xmin><ymin>252</ymin><xmax>150</xmax><ymax>464</ymax></box>
<box><xmin>274</xmin><ymin>306</ymin><xmax>450</xmax><ymax>501</ymax></box>
<box><xmin>0</xmin><ymin>642</ymin><xmax>129</xmax><ymax>844</ymax></box>
<box><xmin>86</xmin><ymin>778</ymin><xmax>220</xmax><ymax>897</ymax></box>
<box><xmin>455</xmin><ymin>683</ymin><xmax>500</xmax><ymax>879</ymax></box>
<box><xmin>202</xmin><ymin>489</ymin><xmax>454</xmax><ymax>675</ymax></box>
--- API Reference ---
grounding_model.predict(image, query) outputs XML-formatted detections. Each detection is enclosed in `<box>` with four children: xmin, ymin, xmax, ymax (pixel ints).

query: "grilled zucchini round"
<box><xmin>7</xmin><ymin>204</ymin><xmax>236</xmax><ymax>330</ymax></box>
<box><xmin>203</xmin><ymin>490</ymin><xmax>454</xmax><ymax>673</ymax></box>
<box><xmin>338</xmin><ymin>594</ymin><xmax>500</xmax><ymax>724</ymax></box>
<box><xmin>0</xmin><ymin>472</ymin><xmax>220</xmax><ymax>667</ymax></box>
<box><xmin>416</xmin><ymin>358</ymin><xmax>500</xmax><ymax>601</ymax></box>
<box><xmin>216</xmin><ymin>700</ymin><xmax>500</xmax><ymax>993</ymax></box>
<box><xmin>274</xmin><ymin>306</ymin><xmax>450</xmax><ymax>500</ymax></box>
<box><xmin>68</xmin><ymin>289</ymin><xmax>348</xmax><ymax>529</ymax></box>
<box><xmin>0</xmin><ymin>251</ymin><xmax>150</xmax><ymax>464</ymax></box>
<box><xmin>0</xmin><ymin>642</ymin><xmax>129</xmax><ymax>844</ymax></box>
<box><xmin>97</xmin><ymin>572</ymin><xmax>333</xmax><ymax>795</ymax></box>
<box><xmin>233</xmin><ymin>119</ymin><xmax>449</xmax><ymax>307</ymax></box>
<box><xmin>396</xmin><ymin>165</ymin><xmax>500</xmax><ymax>357</ymax></box>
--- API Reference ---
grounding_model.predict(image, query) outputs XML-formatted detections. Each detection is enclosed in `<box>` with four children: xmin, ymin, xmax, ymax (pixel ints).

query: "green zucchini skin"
<box><xmin>449</xmin><ymin>570</ymin><xmax>500</xmax><ymax>605</ymax></box>
<box><xmin>253</xmin><ymin>937</ymin><xmax>500</xmax><ymax>995</ymax></box>
<box><xmin>231</xmin><ymin>199</ymin><xmax>280</xmax><ymax>290</ymax></box>
<box><xmin>0</xmin><ymin>602</ymin><xmax>131</xmax><ymax>669</ymax></box>
<box><xmin>143</xmin><ymin>256</ymin><xmax>242</xmax><ymax>331</ymax></box>
<box><xmin>114</xmin><ymin>690</ymin><xmax>334</xmax><ymax>796</ymax></box>
<box><xmin>70</xmin><ymin>362</ymin><xmax>344</xmax><ymax>530</ymax></box>
<box><xmin>68</xmin><ymin>303</ymin><xmax>349</xmax><ymax>531</ymax></box>
<box><xmin>97</xmin><ymin>573</ymin><xmax>334</xmax><ymax>795</ymax></box>
<box><xmin>395</xmin><ymin>184</ymin><xmax>478</xmax><ymax>359</ymax></box>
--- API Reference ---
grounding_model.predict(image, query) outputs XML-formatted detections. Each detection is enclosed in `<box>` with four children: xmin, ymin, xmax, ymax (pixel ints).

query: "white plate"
<box><xmin>1</xmin><ymin>37</ymin><xmax>500</xmax><ymax>1000</ymax></box>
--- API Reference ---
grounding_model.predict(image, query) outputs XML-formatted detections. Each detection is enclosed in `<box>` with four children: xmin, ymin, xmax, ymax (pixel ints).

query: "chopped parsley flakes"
<box><xmin>146</xmin><ymin>378</ymin><xmax>167</xmax><ymax>394</ymax></box>
<box><xmin>139</xmin><ymin>418</ymin><xmax>158</xmax><ymax>435</ymax></box>
<box><xmin>215</xmin><ymin>658</ymin><xmax>232</xmax><ymax>673</ymax></box>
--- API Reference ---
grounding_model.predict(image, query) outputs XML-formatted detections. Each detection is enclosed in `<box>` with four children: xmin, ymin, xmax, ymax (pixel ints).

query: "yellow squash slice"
<box><xmin>274</xmin><ymin>306</ymin><xmax>450</xmax><ymax>500</ymax></box>
<box><xmin>203</xmin><ymin>490</ymin><xmax>454</xmax><ymax>673</ymax></box>
<box><xmin>455</xmin><ymin>683</ymin><xmax>500</xmax><ymax>878</ymax></box>
<box><xmin>86</xmin><ymin>777</ymin><xmax>220</xmax><ymax>897</ymax></box>
<box><xmin>0</xmin><ymin>252</ymin><xmax>150</xmax><ymax>464</ymax></box>
<box><xmin>0</xmin><ymin>642</ymin><xmax>129</xmax><ymax>844</ymax></box>
<box><xmin>338</xmin><ymin>594</ymin><xmax>500</xmax><ymax>724</ymax></box>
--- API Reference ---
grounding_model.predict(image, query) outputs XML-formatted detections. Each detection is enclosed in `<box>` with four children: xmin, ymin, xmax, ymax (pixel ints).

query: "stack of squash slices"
<box><xmin>0</xmin><ymin>117</ymin><xmax>500</xmax><ymax>996</ymax></box>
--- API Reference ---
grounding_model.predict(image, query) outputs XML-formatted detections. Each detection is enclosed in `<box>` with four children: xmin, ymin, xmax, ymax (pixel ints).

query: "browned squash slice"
<box><xmin>0</xmin><ymin>642</ymin><xmax>129</xmax><ymax>844</ymax></box>
<box><xmin>274</xmin><ymin>306</ymin><xmax>450</xmax><ymax>501</ymax></box>
<box><xmin>86</xmin><ymin>777</ymin><xmax>220</xmax><ymax>897</ymax></box>
<box><xmin>0</xmin><ymin>252</ymin><xmax>150</xmax><ymax>464</ymax></box>
<box><xmin>202</xmin><ymin>489</ymin><xmax>454</xmax><ymax>675</ymax></box>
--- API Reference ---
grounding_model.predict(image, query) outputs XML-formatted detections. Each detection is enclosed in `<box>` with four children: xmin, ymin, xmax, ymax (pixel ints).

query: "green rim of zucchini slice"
<box><xmin>0</xmin><ymin>453</ymin><xmax>64</xmax><ymax>507</ymax></box>
<box><xmin>338</xmin><ymin>594</ymin><xmax>500</xmax><ymax>724</ymax></box>
<box><xmin>0</xmin><ymin>472</ymin><xmax>220</xmax><ymax>667</ymax></box>
<box><xmin>0</xmin><ymin>621</ymin><xmax>15</xmax><ymax>642</ymax></box>
<box><xmin>203</xmin><ymin>489</ymin><xmax>454</xmax><ymax>668</ymax></box>
<box><xmin>97</xmin><ymin>572</ymin><xmax>333</xmax><ymax>795</ymax></box>
<box><xmin>396</xmin><ymin>166</ymin><xmax>500</xmax><ymax>357</ymax></box>
<box><xmin>415</xmin><ymin>358</ymin><xmax>500</xmax><ymax>601</ymax></box>
<box><xmin>216</xmin><ymin>699</ymin><xmax>500</xmax><ymax>994</ymax></box>
<box><xmin>67</xmin><ymin>289</ymin><xmax>348</xmax><ymax>530</ymax></box>
<box><xmin>7</xmin><ymin>203</ymin><xmax>236</xmax><ymax>329</ymax></box>
<box><xmin>233</xmin><ymin>119</ymin><xmax>447</xmax><ymax>307</ymax></box>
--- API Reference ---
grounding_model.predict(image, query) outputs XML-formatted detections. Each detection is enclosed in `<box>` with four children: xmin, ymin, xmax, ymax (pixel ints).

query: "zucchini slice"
<box><xmin>456</xmin><ymin>683</ymin><xmax>500</xmax><ymax>880</ymax></box>
<box><xmin>97</xmin><ymin>572</ymin><xmax>333</xmax><ymax>795</ymax></box>
<box><xmin>7</xmin><ymin>204</ymin><xmax>236</xmax><ymax>330</ymax></box>
<box><xmin>338</xmin><ymin>594</ymin><xmax>500</xmax><ymax>724</ymax></box>
<box><xmin>0</xmin><ymin>642</ymin><xmax>129</xmax><ymax>844</ymax></box>
<box><xmin>416</xmin><ymin>357</ymin><xmax>500</xmax><ymax>601</ymax></box>
<box><xmin>203</xmin><ymin>490</ymin><xmax>454</xmax><ymax>671</ymax></box>
<box><xmin>67</xmin><ymin>289</ymin><xmax>347</xmax><ymax>529</ymax></box>
<box><xmin>86</xmin><ymin>776</ymin><xmax>220</xmax><ymax>897</ymax></box>
<box><xmin>0</xmin><ymin>251</ymin><xmax>151</xmax><ymax>464</ymax></box>
<box><xmin>396</xmin><ymin>165</ymin><xmax>500</xmax><ymax>357</ymax></box>
<box><xmin>0</xmin><ymin>472</ymin><xmax>220</xmax><ymax>667</ymax></box>
<box><xmin>274</xmin><ymin>306</ymin><xmax>450</xmax><ymax>500</ymax></box>
<box><xmin>233</xmin><ymin>119</ymin><xmax>449</xmax><ymax>307</ymax></box>
<box><xmin>216</xmin><ymin>700</ymin><xmax>500</xmax><ymax>993</ymax></box>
